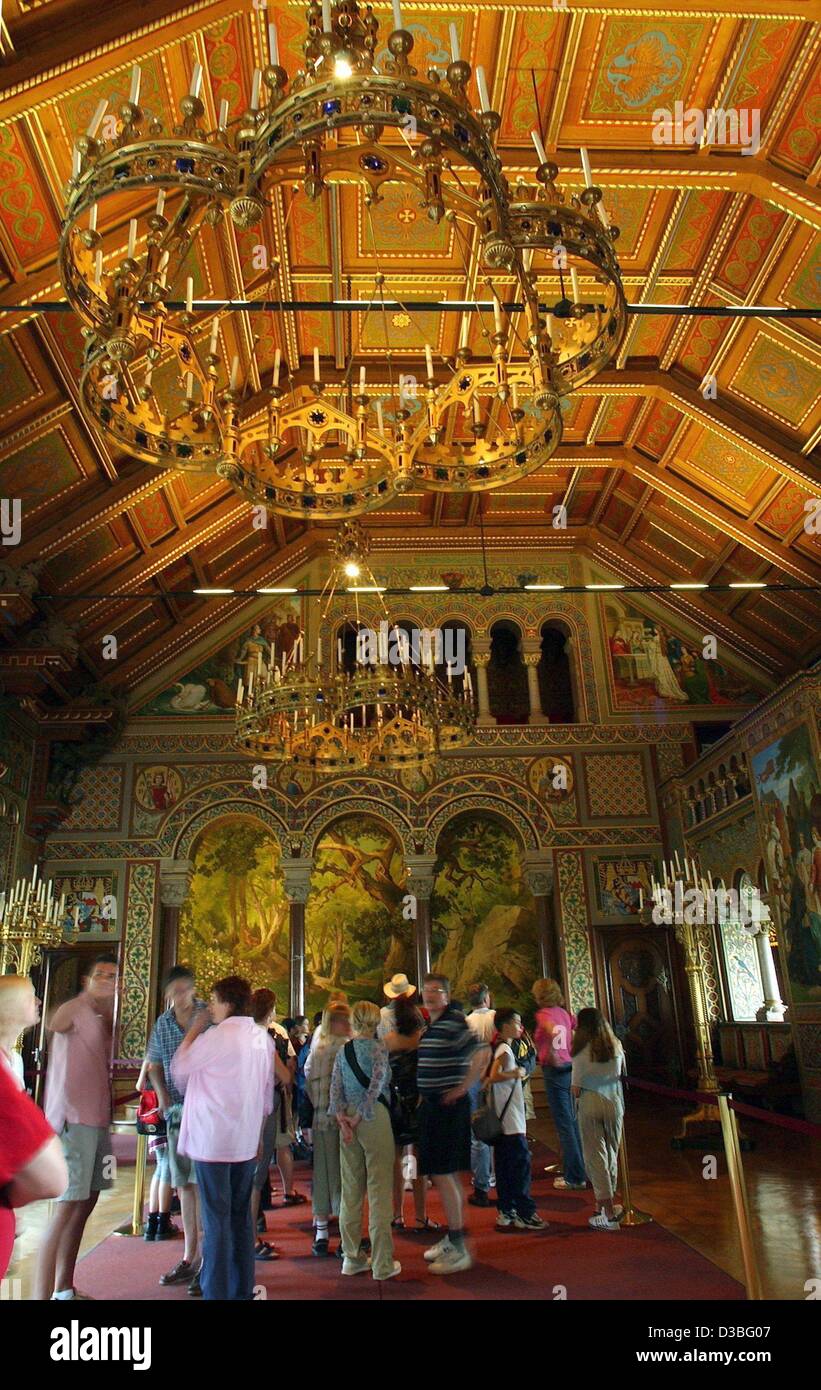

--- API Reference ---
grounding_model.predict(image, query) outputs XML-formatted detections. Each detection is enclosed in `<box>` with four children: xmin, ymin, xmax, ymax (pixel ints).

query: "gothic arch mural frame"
<box><xmin>304</xmin><ymin>796</ymin><xmax>415</xmax><ymax>858</ymax></box>
<box><xmin>421</xmin><ymin>792</ymin><xmax>542</xmax><ymax>857</ymax></box>
<box><xmin>157</xmin><ymin>785</ymin><xmax>292</xmax><ymax>860</ymax></box>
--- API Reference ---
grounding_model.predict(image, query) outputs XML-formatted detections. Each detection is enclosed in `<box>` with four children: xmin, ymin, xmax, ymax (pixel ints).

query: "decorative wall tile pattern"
<box><xmin>120</xmin><ymin>861</ymin><xmax>157</xmax><ymax>1058</ymax></box>
<box><xmin>586</xmin><ymin>753</ymin><xmax>649</xmax><ymax>817</ymax></box>
<box><xmin>657</xmin><ymin>741</ymin><xmax>687</xmax><ymax>782</ymax></box>
<box><xmin>60</xmin><ymin>766</ymin><xmax>124</xmax><ymax>832</ymax></box>
<box><xmin>557</xmin><ymin>850</ymin><xmax>596</xmax><ymax>1014</ymax></box>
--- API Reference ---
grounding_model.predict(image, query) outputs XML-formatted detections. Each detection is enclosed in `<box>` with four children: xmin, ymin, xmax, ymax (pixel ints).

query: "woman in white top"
<box><xmin>0</xmin><ymin>974</ymin><xmax>40</xmax><ymax>1090</ymax></box>
<box><xmin>571</xmin><ymin>1008</ymin><xmax>626</xmax><ymax>1232</ymax></box>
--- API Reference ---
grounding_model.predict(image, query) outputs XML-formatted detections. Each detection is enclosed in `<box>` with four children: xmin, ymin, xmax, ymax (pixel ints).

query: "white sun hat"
<box><xmin>383</xmin><ymin>972</ymin><xmax>416</xmax><ymax>999</ymax></box>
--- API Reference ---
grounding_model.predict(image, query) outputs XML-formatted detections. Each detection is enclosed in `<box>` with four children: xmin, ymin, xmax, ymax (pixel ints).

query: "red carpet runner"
<box><xmin>75</xmin><ymin>1148</ymin><xmax>744</xmax><ymax>1301</ymax></box>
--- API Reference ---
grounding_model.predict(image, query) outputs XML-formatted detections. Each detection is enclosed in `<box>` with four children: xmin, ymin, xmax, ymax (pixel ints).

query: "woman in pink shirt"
<box><xmin>172</xmin><ymin>975</ymin><xmax>288</xmax><ymax>1301</ymax></box>
<box><xmin>533</xmin><ymin>978</ymin><xmax>588</xmax><ymax>1190</ymax></box>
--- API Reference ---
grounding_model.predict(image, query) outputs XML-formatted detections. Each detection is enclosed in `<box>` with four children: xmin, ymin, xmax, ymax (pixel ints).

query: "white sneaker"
<box><xmin>52</xmin><ymin>1290</ymin><xmax>94</xmax><ymax>1300</ymax></box>
<box><xmin>588</xmin><ymin>1212</ymin><xmax>620</xmax><ymax>1232</ymax></box>
<box><xmin>341</xmin><ymin>1255</ymin><xmax>371</xmax><ymax>1275</ymax></box>
<box><xmin>495</xmin><ymin>1211</ymin><xmax>515</xmax><ymax>1230</ymax></box>
<box><xmin>429</xmin><ymin>1246</ymin><xmax>473</xmax><ymax>1275</ymax></box>
<box><xmin>423</xmin><ymin>1236</ymin><xmax>452</xmax><ymax>1263</ymax></box>
<box><xmin>374</xmin><ymin>1261</ymin><xmax>402</xmax><ymax>1281</ymax></box>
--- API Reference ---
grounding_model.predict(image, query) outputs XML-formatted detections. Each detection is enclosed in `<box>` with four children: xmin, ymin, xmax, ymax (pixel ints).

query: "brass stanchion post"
<box><xmin>617</xmin><ymin>1124</ymin><xmax>652</xmax><ymax>1227</ymax></box>
<box><xmin>130</xmin><ymin>1131</ymin><xmax>147</xmax><ymax>1237</ymax></box>
<box><xmin>717</xmin><ymin>1094</ymin><xmax>763</xmax><ymax>1301</ymax></box>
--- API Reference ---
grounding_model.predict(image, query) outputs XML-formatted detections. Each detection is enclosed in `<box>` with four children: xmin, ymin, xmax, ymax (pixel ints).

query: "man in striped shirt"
<box><xmin>416</xmin><ymin>973</ymin><xmax>491</xmax><ymax>1275</ymax></box>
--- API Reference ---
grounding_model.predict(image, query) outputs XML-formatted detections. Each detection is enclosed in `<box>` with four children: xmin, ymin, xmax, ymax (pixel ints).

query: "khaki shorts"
<box><xmin>59</xmin><ymin>1123</ymin><xmax>114</xmax><ymax>1202</ymax></box>
<box><xmin>164</xmin><ymin>1104</ymin><xmax>197</xmax><ymax>1187</ymax></box>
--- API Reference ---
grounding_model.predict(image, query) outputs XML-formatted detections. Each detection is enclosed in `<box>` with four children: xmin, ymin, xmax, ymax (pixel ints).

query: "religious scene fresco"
<box><xmin>431</xmin><ymin>815</ymin><xmax>538</xmax><ymax>1021</ymax></box>
<box><xmin>603</xmin><ymin>600</ymin><xmax>758</xmax><ymax>710</ymax></box>
<box><xmin>304</xmin><ymin>817</ymin><xmax>412</xmax><ymax>1019</ymax></box>
<box><xmin>137</xmin><ymin>602</ymin><xmax>301</xmax><ymax>715</ymax></box>
<box><xmin>751</xmin><ymin>723</ymin><xmax>821</xmax><ymax>1004</ymax></box>
<box><xmin>178</xmin><ymin>819</ymin><xmax>289</xmax><ymax>1001</ymax></box>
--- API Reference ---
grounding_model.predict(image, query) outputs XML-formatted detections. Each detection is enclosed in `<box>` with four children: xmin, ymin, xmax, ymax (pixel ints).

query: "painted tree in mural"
<box><xmin>305</xmin><ymin>818</ymin><xmax>410</xmax><ymax>1013</ymax></box>
<box><xmin>179</xmin><ymin>819</ymin><xmax>288</xmax><ymax>995</ymax></box>
<box><xmin>431</xmin><ymin>815</ymin><xmax>538</xmax><ymax>1018</ymax></box>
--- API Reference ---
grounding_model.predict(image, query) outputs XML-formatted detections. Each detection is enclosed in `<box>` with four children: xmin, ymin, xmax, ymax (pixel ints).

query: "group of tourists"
<box><xmin>0</xmin><ymin>957</ymin><xmax>627</xmax><ymax>1298</ymax></box>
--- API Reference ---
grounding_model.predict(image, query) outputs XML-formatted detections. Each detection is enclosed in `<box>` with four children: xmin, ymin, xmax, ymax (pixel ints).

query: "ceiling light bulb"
<box><xmin>334</xmin><ymin>56</ymin><xmax>353</xmax><ymax>80</ymax></box>
<box><xmin>344</xmin><ymin>561</ymin><xmax>360</xmax><ymax>579</ymax></box>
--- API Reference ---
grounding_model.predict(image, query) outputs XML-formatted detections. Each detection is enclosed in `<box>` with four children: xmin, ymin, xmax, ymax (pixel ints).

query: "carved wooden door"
<box><xmin>598</xmin><ymin>928</ymin><xmax>682</xmax><ymax>1084</ymax></box>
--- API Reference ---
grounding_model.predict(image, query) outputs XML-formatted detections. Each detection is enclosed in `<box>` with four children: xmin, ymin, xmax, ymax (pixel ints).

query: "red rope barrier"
<box><xmin>625</xmin><ymin>1075</ymin><xmax>821</xmax><ymax>1138</ymax></box>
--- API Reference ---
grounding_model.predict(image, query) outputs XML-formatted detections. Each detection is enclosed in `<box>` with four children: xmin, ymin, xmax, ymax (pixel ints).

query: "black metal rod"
<box><xmin>9</xmin><ymin>583</ymin><xmax>819</xmax><ymax>603</ymax></box>
<box><xmin>1</xmin><ymin>301</ymin><xmax>819</xmax><ymax>317</ymax></box>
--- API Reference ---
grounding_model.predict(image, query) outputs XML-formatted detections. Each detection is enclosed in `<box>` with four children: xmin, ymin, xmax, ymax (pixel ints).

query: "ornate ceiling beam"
<box><xmin>10</xmin><ymin>462</ymin><xmax>175</xmax><ymax>565</ymax></box>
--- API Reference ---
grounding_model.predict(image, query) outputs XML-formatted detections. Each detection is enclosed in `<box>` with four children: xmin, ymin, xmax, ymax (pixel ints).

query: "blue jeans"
<box><xmin>197</xmin><ymin>1157</ymin><xmax>257</xmax><ymax>1301</ymax></box>
<box><xmin>468</xmin><ymin>1081</ymin><xmax>492</xmax><ymax>1192</ymax></box>
<box><xmin>543</xmin><ymin>1065</ymin><xmax>587</xmax><ymax>1186</ymax></box>
<box><xmin>495</xmin><ymin>1133</ymin><xmax>536</xmax><ymax>1218</ymax></box>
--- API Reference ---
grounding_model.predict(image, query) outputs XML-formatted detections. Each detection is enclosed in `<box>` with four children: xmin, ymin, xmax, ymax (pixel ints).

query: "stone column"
<box><xmin>158</xmin><ymin>859</ymin><xmax>193</xmax><ymax>1016</ymax></box>
<box><xmin>523</xmin><ymin>645</ymin><xmax>547</xmax><ymax>725</ymax></box>
<box><xmin>523</xmin><ymin>852</ymin><xmax>559</xmax><ymax>982</ymax></box>
<box><xmin>405</xmin><ymin>854</ymin><xmax>437</xmax><ymax>985</ymax></box>
<box><xmin>473</xmin><ymin>649</ymin><xmax>495</xmax><ymax>727</ymax></box>
<box><xmin>753</xmin><ymin>900</ymin><xmax>787</xmax><ymax>1022</ymax></box>
<box><xmin>282</xmin><ymin>860</ymin><xmax>313</xmax><ymax>1018</ymax></box>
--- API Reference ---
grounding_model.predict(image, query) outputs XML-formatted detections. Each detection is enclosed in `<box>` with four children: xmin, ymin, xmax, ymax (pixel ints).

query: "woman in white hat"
<box><xmin>379</xmin><ymin>975</ymin><xmax>438</xmax><ymax>1232</ymax></box>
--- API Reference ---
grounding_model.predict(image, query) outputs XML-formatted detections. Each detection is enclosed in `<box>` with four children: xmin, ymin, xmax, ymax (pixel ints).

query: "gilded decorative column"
<box><xmin>406</xmin><ymin>854</ymin><xmax>437</xmax><ymax>985</ymax></box>
<box><xmin>473</xmin><ymin>649</ymin><xmax>494</xmax><ymax>727</ymax></box>
<box><xmin>282</xmin><ymin>859</ymin><xmax>313</xmax><ymax>1017</ymax></box>
<box><xmin>523</xmin><ymin>852</ymin><xmax>558</xmax><ymax>981</ymax></box>
<box><xmin>158</xmin><ymin>859</ymin><xmax>193</xmax><ymax>1016</ymax></box>
<box><xmin>523</xmin><ymin>645</ymin><xmax>547</xmax><ymax>725</ymax></box>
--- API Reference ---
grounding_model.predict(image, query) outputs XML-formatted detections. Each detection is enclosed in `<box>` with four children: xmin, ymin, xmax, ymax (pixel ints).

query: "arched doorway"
<box><xmin>305</xmin><ymin>815</ymin><xmax>411</xmax><ymax>1018</ymax></box>
<box><xmin>178</xmin><ymin>816</ymin><xmax>288</xmax><ymax>1000</ymax></box>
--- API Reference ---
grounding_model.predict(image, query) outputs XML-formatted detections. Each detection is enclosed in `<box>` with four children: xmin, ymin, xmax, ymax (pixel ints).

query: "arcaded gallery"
<box><xmin>0</xmin><ymin>0</ymin><xmax>819</xmax><ymax>1338</ymax></box>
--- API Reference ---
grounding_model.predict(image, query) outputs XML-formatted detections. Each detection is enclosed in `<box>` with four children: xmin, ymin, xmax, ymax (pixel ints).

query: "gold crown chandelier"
<box><xmin>59</xmin><ymin>1</ymin><xmax>625</xmax><ymax>516</ymax></box>
<box><xmin>234</xmin><ymin>521</ymin><xmax>475</xmax><ymax>773</ymax></box>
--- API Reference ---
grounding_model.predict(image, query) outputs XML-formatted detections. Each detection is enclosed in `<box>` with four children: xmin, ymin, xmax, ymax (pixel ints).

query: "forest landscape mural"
<box><xmin>431</xmin><ymin>814</ymin><xmax>538</xmax><ymax>1020</ymax></box>
<box><xmin>179</xmin><ymin>818</ymin><xmax>289</xmax><ymax>1002</ymax></box>
<box><xmin>751</xmin><ymin>722</ymin><xmax>821</xmax><ymax>1004</ymax></box>
<box><xmin>304</xmin><ymin>817</ymin><xmax>412</xmax><ymax>1019</ymax></box>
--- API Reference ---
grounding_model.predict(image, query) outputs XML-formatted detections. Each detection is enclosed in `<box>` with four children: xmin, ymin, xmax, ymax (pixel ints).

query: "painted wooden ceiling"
<box><xmin>0</xmin><ymin>0</ymin><xmax>819</xmax><ymax>708</ymax></box>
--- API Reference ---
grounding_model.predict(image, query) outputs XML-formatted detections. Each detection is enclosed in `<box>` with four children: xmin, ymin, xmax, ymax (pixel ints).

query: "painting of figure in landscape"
<box><xmin>179</xmin><ymin>818</ymin><xmax>289</xmax><ymax>1002</ymax></box>
<box><xmin>431</xmin><ymin>814</ymin><xmax>538</xmax><ymax>1019</ymax></box>
<box><xmin>603</xmin><ymin>599</ymin><xmax>758</xmax><ymax>710</ymax></box>
<box><xmin>304</xmin><ymin>817</ymin><xmax>412</xmax><ymax>1019</ymax></box>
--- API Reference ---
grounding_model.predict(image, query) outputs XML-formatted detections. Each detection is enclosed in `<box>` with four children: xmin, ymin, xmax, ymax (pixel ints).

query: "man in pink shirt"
<box><xmin>172</xmin><ymin>974</ymin><xmax>286</xmax><ymax>1301</ymax></box>
<box><xmin>34</xmin><ymin>954</ymin><xmax>118</xmax><ymax>1301</ymax></box>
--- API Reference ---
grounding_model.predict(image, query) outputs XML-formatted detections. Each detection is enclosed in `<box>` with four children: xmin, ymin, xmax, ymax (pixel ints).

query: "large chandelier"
<box><xmin>59</xmin><ymin>1</ymin><xmax>625</xmax><ymax>516</ymax></box>
<box><xmin>234</xmin><ymin>521</ymin><xmax>474</xmax><ymax>773</ymax></box>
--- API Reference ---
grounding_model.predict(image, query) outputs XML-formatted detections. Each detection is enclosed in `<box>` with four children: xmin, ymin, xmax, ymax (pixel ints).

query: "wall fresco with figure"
<box><xmin>304</xmin><ymin>817</ymin><xmax>412</xmax><ymax>1019</ymax></box>
<box><xmin>751</xmin><ymin>721</ymin><xmax>821</xmax><ymax>1004</ymax></box>
<box><xmin>431</xmin><ymin>814</ymin><xmax>538</xmax><ymax>1019</ymax></box>
<box><xmin>179</xmin><ymin>818</ymin><xmax>289</xmax><ymax>1001</ymax></box>
<box><xmin>136</xmin><ymin>601</ymin><xmax>301</xmax><ymax>715</ymax></box>
<box><xmin>603</xmin><ymin>598</ymin><xmax>759</xmax><ymax>711</ymax></box>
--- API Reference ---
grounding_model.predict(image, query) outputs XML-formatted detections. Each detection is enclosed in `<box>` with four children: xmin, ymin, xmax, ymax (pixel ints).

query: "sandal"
<box><xmin>282</xmin><ymin>1192</ymin><xmax>308</xmax><ymax>1205</ymax></box>
<box><xmin>391</xmin><ymin>1217</ymin><xmax>405</xmax><ymax>1229</ymax></box>
<box><xmin>414</xmin><ymin>1218</ymin><xmax>440</xmax><ymax>1231</ymax></box>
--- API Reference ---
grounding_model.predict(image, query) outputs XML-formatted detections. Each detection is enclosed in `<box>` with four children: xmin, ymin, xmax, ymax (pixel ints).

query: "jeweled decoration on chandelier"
<box><xmin>234</xmin><ymin>521</ymin><xmax>475</xmax><ymax>773</ymax></box>
<box><xmin>60</xmin><ymin>1</ymin><xmax>625</xmax><ymax>517</ymax></box>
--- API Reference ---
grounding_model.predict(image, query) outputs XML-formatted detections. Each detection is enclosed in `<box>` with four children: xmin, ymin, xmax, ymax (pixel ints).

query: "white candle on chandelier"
<box><xmin>144</xmin><ymin>365</ymin><xmax>153</xmax><ymax>389</ymax></box>
<box><xmin>218</xmin><ymin>99</ymin><xmax>230</xmax><ymax>130</ymax></box>
<box><xmin>595</xmin><ymin>198</ymin><xmax>610</xmax><ymax>230</ymax></box>
<box><xmin>185</xmin><ymin>276</ymin><xmax>194</xmax><ymax>314</ymax></box>
<box><xmin>273</xmin><ymin>347</ymin><xmax>281</xmax><ymax>387</ymax></box>
<box><xmin>472</xmin><ymin>395</ymin><xmax>481</xmax><ymax>424</ymax></box>
<box><xmin>189</xmin><ymin>62</ymin><xmax>203</xmax><ymax>98</ymax></box>
<box><xmin>88</xmin><ymin>203</ymin><xmax>98</xmax><ymax>232</ymax></box>
<box><xmin>158</xmin><ymin>251</ymin><xmax>170</xmax><ymax>282</ymax></box>
<box><xmin>210</xmin><ymin>318</ymin><xmax>220</xmax><ymax>355</ymax></box>
<box><xmin>376</xmin><ymin>399</ymin><xmax>384</xmax><ymax>436</ymax></box>
<box><xmin>511</xmin><ymin>380</ymin><xmax>519</xmax><ymax>410</ymax></box>
<box><xmin>72</xmin><ymin>146</ymin><xmax>82</xmax><ymax>178</ymax></box>
<box><xmin>476</xmin><ymin>66</ymin><xmax>490</xmax><ymax>113</ymax></box>
<box><xmin>94</xmin><ymin>249</ymin><xmax>104</xmax><ymax>282</ymax></box>
<box><xmin>493</xmin><ymin>296</ymin><xmax>503</xmax><ymax>335</ymax></box>
<box><xmin>129</xmin><ymin>65</ymin><xmax>142</xmax><ymax>106</ymax></box>
<box><xmin>322</xmin><ymin>0</ymin><xmax>332</xmax><ymax>33</ymax></box>
<box><xmin>250</xmin><ymin>68</ymin><xmax>262</xmax><ymax>110</ymax></box>
<box><xmin>268</xmin><ymin>21</ymin><xmax>280</xmax><ymax>67</ymax></box>
<box><xmin>391</xmin><ymin>0</ymin><xmax>403</xmax><ymax>32</ymax></box>
<box><xmin>580</xmin><ymin>146</ymin><xmax>593</xmax><ymax>187</ymax></box>
<box><xmin>313</xmin><ymin>346</ymin><xmax>321</xmax><ymax>382</ymax></box>
<box><xmin>127</xmin><ymin>218</ymin><xmax>137</xmax><ymax>260</ymax></box>
<box><xmin>449</xmin><ymin>22</ymin><xmax>460</xmax><ymax>64</ymax></box>
<box><xmin>570</xmin><ymin>267</ymin><xmax>580</xmax><ymax>303</ymax></box>
<box><xmin>337</xmin><ymin>638</ymin><xmax>343</xmax><ymax>665</ymax></box>
<box><xmin>155</xmin><ymin>189</ymin><xmax>166</xmax><ymax>218</ymax></box>
<box><xmin>359</xmin><ymin>365</ymin><xmax>366</xmax><ymax>393</ymax></box>
<box><xmin>424</xmin><ymin>343</ymin><xmax>434</xmax><ymax>379</ymax></box>
<box><xmin>87</xmin><ymin>99</ymin><xmax>108</xmax><ymax>139</ymax></box>
<box><xmin>185</xmin><ymin>371</ymin><xmax>195</xmax><ymax>398</ymax></box>
<box><xmin>316</xmin><ymin>636</ymin><xmax>323</xmax><ymax>666</ymax></box>
<box><xmin>230</xmin><ymin>354</ymin><xmax>240</xmax><ymax>390</ymax></box>
<box><xmin>236</xmin><ymin>677</ymin><xmax>244</xmax><ymax>704</ymax></box>
<box><xmin>530</xmin><ymin>128</ymin><xmax>547</xmax><ymax>166</ymax></box>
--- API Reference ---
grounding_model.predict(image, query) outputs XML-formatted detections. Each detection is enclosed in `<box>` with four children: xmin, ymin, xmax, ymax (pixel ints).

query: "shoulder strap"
<box><xmin>493</xmin><ymin>1043</ymin><xmax>517</xmax><ymax>1121</ymax></box>
<box><xmin>344</xmin><ymin>1040</ymin><xmax>390</xmax><ymax>1110</ymax></box>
